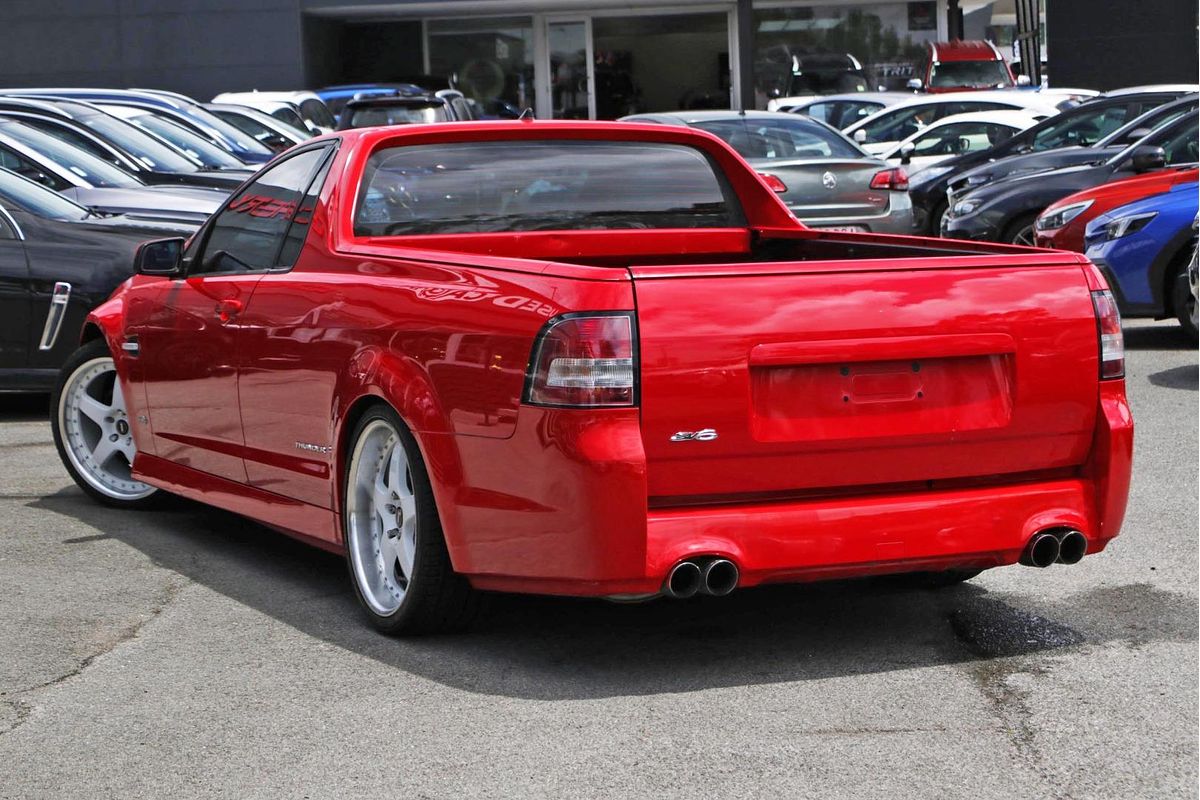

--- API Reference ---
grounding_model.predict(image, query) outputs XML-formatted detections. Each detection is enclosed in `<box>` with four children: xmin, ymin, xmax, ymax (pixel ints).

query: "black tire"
<box><xmin>929</xmin><ymin>199</ymin><xmax>949</xmax><ymax>237</ymax></box>
<box><xmin>887</xmin><ymin>569</ymin><xmax>984</xmax><ymax>590</ymax></box>
<box><xmin>342</xmin><ymin>404</ymin><xmax>480</xmax><ymax>635</ymax></box>
<box><xmin>50</xmin><ymin>339</ymin><xmax>161</xmax><ymax>509</ymax></box>
<box><xmin>1002</xmin><ymin>213</ymin><xmax>1039</xmax><ymax>247</ymax></box>
<box><xmin>1170</xmin><ymin>260</ymin><xmax>1198</xmax><ymax>342</ymax></box>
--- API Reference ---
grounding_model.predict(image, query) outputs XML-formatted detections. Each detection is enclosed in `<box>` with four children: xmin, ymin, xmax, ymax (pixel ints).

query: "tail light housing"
<box><xmin>1091</xmin><ymin>290</ymin><xmax>1124</xmax><ymax>379</ymax></box>
<box><xmin>524</xmin><ymin>313</ymin><xmax>637</xmax><ymax>407</ymax></box>
<box><xmin>759</xmin><ymin>173</ymin><xmax>788</xmax><ymax>193</ymax></box>
<box><xmin>870</xmin><ymin>167</ymin><xmax>909</xmax><ymax>191</ymax></box>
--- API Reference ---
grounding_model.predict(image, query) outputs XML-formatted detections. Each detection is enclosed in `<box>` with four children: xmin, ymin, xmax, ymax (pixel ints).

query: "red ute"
<box><xmin>52</xmin><ymin>121</ymin><xmax>1133</xmax><ymax>634</ymax></box>
<box><xmin>1036</xmin><ymin>167</ymin><xmax>1200</xmax><ymax>251</ymax></box>
<box><xmin>922</xmin><ymin>40</ymin><xmax>1016</xmax><ymax>93</ymax></box>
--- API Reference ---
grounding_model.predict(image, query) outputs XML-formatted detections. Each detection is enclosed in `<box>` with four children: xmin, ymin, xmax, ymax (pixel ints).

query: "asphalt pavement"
<box><xmin>0</xmin><ymin>319</ymin><xmax>1195</xmax><ymax>799</ymax></box>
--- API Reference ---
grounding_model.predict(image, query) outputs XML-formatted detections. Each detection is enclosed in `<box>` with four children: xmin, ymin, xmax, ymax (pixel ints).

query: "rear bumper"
<box><xmin>794</xmin><ymin>193</ymin><xmax>914</xmax><ymax>235</ymax></box>
<box><xmin>440</xmin><ymin>383</ymin><xmax>1132</xmax><ymax>598</ymax></box>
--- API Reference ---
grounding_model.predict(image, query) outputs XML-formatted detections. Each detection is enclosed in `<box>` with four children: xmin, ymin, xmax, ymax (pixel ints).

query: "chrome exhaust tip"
<box><xmin>1056</xmin><ymin>529</ymin><xmax>1088</xmax><ymax>565</ymax></box>
<box><xmin>701</xmin><ymin>558</ymin><xmax>739</xmax><ymax>596</ymax></box>
<box><xmin>1020</xmin><ymin>532</ymin><xmax>1061</xmax><ymax>568</ymax></box>
<box><xmin>665</xmin><ymin>561</ymin><xmax>702</xmax><ymax>599</ymax></box>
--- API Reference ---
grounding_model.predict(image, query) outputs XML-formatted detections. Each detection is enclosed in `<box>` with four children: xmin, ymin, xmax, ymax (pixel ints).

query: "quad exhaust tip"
<box><xmin>664</xmin><ymin>557</ymin><xmax>740</xmax><ymax>599</ymax></box>
<box><xmin>1021</xmin><ymin>529</ymin><xmax>1088</xmax><ymax>568</ymax></box>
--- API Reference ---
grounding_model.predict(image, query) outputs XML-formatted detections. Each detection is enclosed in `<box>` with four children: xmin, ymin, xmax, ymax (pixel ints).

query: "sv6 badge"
<box><xmin>670</xmin><ymin>428</ymin><xmax>719</xmax><ymax>442</ymax></box>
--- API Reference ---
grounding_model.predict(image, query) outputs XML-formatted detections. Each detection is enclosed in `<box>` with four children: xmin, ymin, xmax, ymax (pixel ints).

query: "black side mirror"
<box><xmin>135</xmin><ymin>237</ymin><xmax>185</xmax><ymax>276</ymax></box>
<box><xmin>1128</xmin><ymin>144</ymin><xmax>1167</xmax><ymax>173</ymax></box>
<box><xmin>899</xmin><ymin>141</ymin><xmax>915</xmax><ymax>165</ymax></box>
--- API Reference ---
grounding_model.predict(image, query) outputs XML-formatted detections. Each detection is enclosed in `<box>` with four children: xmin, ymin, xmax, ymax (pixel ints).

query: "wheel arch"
<box><xmin>1152</xmin><ymin>226</ymin><xmax>1197</xmax><ymax>315</ymax></box>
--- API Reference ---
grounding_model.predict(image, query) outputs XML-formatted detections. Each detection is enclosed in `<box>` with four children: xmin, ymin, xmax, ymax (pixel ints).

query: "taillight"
<box><xmin>870</xmin><ymin>167</ymin><xmax>909</xmax><ymax>191</ymax></box>
<box><xmin>524</xmin><ymin>313</ymin><xmax>637</xmax><ymax>407</ymax></box>
<box><xmin>1091</xmin><ymin>290</ymin><xmax>1124</xmax><ymax>379</ymax></box>
<box><xmin>759</xmin><ymin>173</ymin><xmax>788</xmax><ymax>193</ymax></box>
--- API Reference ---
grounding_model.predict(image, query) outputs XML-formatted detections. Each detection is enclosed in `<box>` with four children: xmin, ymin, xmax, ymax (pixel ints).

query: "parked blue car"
<box><xmin>1085</xmin><ymin>180</ymin><xmax>1199</xmax><ymax>339</ymax></box>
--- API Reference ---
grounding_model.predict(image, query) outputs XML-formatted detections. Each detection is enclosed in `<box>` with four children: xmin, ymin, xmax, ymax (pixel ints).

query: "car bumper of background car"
<box><xmin>443</xmin><ymin>391</ymin><xmax>1132</xmax><ymax>598</ymax></box>
<box><xmin>794</xmin><ymin>193</ymin><xmax>915</xmax><ymax>236</ymax></box>
<box><xmin>941</xmin><ymin>209</ymin><xmax>1001</xmax><ymax>241</ymax></box>
<box><xmin>1087</xmin><ymin>252</ymin><xmax>1158</xmax><ymax>315</ymax></box>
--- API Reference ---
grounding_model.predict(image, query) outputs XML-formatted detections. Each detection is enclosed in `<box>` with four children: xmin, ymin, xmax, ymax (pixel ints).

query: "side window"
<box><xmin>804</xmin><ymin>102</ymin><xmax>834</xmax><ymax>124</ymax></box>
<box><xmin>22</xmin><ymin>120</ymin><xmax>119</xmax><ymax>167</ymax></box>
<box><xmin>1162</xmin><ymin>123</ymin><xmax>1199</xmax><ymax>166</ymax></box>
<box><xmin>0</xmin><ymin>146</ymin><xmax>66</xmax><ymax>191</ymax></box>
<box><xmin>276</xmin><ymin>152</ymin><xmax>334</xmax><ymax>268</ymax></box>
<box><xmin>193</xmin><ymin>148</ymin><xmax>328</xmax><ymax>276</ymax></box>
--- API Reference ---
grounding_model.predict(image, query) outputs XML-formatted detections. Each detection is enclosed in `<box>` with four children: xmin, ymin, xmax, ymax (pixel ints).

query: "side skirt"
<box><xmin>133</xmin><ymin>453</ymin><xmax>343</xmax><ymax>553</ymax></box>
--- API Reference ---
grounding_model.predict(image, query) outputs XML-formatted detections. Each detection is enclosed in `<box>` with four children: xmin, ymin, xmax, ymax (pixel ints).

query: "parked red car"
<box><xmin>51</xmin><ymin>121</ymin><xmax>1132</xmax><ymax>634</ymax></box>
<box><xmin>1036</xmin><ymin>167</ymin><xmax>1200</xmax><ymax>251</ymax></box>
<box><xmin>919</xmin><ymin>40</ymin><xmax>1016</xmax><ymax>93</ymax></box>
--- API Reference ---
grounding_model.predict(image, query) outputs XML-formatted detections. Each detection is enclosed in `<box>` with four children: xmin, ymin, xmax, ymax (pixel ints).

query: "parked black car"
<box><xmin>0</xmin><ymin>168</ymin><xmax>194</xmax><ymax>391</ymax></box>
<box><xmin>336</xmin><ymin>94</ymin><xmax>456</xmax><ymax>130</ymax></box>
<box><xmin>942</xmin><ymin>112</ymin><xmax>1199</xmax><ymax>244</ymax></box>
<box><xmin>0</xmin><ymin>96</ymin><xmax>253</xmax><ymax>190</ymax></box>
<box><xmin>908</xmin><ymin>89</ymin><xmax>1196</xmax><ymax>234</ymax></box>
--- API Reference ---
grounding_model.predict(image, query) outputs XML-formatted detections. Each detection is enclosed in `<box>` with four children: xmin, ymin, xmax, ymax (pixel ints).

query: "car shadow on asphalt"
<box><xmin>1147</xmin><ymin>364</ymin><xmax>1199</xmax><ymax>390</ymax></box>
<box><xmin>1123</xmin><ymin>324</ymin><xmax>1193</xmax><ymax>351</ymax></box>
<box><xmin>0</xmin><ymin>393</ymin><xmax>49</xmax><ymax>421</ymax></box>
<box><xmin>29</xmin><ymin>488</ymin><xmax>1198</xmax><ymax>700</ymax></box>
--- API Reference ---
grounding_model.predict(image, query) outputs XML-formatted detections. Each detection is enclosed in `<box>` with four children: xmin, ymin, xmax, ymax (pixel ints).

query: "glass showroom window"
<box><xmin>428</xmin><ymin>17</ymin><xmax>535</xmax><ymax>118</ymax></box>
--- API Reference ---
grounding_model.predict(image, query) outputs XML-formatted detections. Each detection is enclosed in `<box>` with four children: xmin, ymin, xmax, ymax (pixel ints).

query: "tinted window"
<box><xmin>77</xmin><ymin>112</ymin><xmax>198</xmax><ymax>172</ymax></box>
<box><xmin>1100</xmin><ymin>99</ymin><xmax>1198</xmax><ymax>148</ymax></box>
<box><xmin>692</xmin><ymin>117</ymin><xmax>863</xmax><ymax>160</ymax></box>
<box><xmin>0</xmin><ymin>168</ymin><xmax>89</xmax><ymax>219</ymax></box>
<box><xmin>0</xmin><ymin>123</ymin><xmax>139</xmax><ymax>187</ymax></box>
<box><xmin>276</xmin><ymin>154</ymin><xmax>333</xmax><ymax>267</ymax></box>
<box><xmin>1160</xmin><ymin>121</ymin><xmax>1199</xmax><ymax>165</ymax></box>
<box><xmin>131</xmin><ymin>114</ymin><xmax>245</xmax><ymax>169</ymax></box>
<box><xmin>1032</xmin><ymin>104</ymin><xmax>1133</xmax><ymax>150</ymax></box>
<box><xmin>928</xmin><ymin>61</ymin><xmax>1012</xmax><ymax>89</ymax></box>
<box><xmin>0</xmin><ymin>146</ymin><xmax>69</xmax><ymax>190</ymax></box>
<box><xmin>346</xmin><ymin>103</ymin><xmax>450</xmax><ymax>129</ymax></box>
<box><xmin>19</xmin><ymin>120</ymin><xmax>120</xmax><ymax>166</ymax></box>
<box><xmin>300</xmin><ymin>99</ymin><xmax>336</xmax><ymax>130</ymax></box>
<box><xmin>910</xmin><ymin>121</ymin><xmax>1016</xmax><ymax>156</ymax></box>
<box><xmin>803</xmin><ymin>100</ymin><xmax>882</xmax><ymax>129</ymax></box>
<box><xmin>195</xmin><ymin>148</ymin><xmax>326</xmax><ymax>275</ymax></box>
<box><xmin>270</xmin><ymin>107</ymin><xmax>311</xmax><ymax>134</ymax></box>
<box><xmin>355</xmin><ymin>140</ymin><xmax>742</xmax><ymax>236</ymax></box>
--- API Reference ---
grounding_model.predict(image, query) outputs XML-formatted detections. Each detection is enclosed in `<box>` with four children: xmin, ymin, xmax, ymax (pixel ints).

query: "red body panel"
<box><xmin>923</xmin><ymin>40</ymin><xmax>1015</xmax><ymax>93</ymax></box>
<box><xmin>1035</xmin><ymin>168</ymin><xmax>1199</xmax><ymax>251</ymax></box>
<box><xmin>84</xmin><ymin>120</ymin><xmax>1132</xmax><ymax>598</ymax></box>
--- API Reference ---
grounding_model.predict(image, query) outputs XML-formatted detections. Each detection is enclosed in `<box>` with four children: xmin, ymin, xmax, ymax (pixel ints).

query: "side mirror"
<box><xmin>135</xmin><ymin>237</ymin><xmax>185</xmax><ymax>276</ymax></box>
<box><xmin>1016</xmin><ymin>74</ymin><xmax>1032</xmax><ymax>87</ymax></box>
<box><xmin>906</xmin><ymin>78</ymin><xmax>924</xmax><ymax>91</ymax></box>
<box><xmin>853</xmin><ymin>129</ymin><xmax>868</xmax><ymax>144</ymax></box>
<box><xmin>1128</xmin><ymin>144</ymin><xmax>1167</xmax><ymax>173</ymax></box>
<box><xmin>899</xmin><ymin>141</ymin><xmax>915</xmax><ymax>165</ymax></box>
<box><xmin>957</xmin><ymin>136</ymin><xmax>972</xmax><ymax>154</ymax></box>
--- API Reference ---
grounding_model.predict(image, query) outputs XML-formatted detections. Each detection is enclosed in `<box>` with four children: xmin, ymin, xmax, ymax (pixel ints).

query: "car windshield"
<box><xmin>0</xmin><ymin>122</ymin><xmax>140</xmax><ymax>187</ymax></box>
<box><xmin>130</xmin><ymin>114</ymin><xmax>246</xmax><ymax>169</ymax></box>
<box><xmin>76</xmin><ymin>112</ymin><xmax>199</xmax><ymax>172</ymax></box>
<box><xmin>0</xmin><ymin>167</ymin><xmax>90</xmax><ymax>220</ymax></box>
<box><xmin>346</xmin><ymin>103</ymin><xmax>450</xmax><ymax>129</ymax></box>
<box><xmin>300</xmin><ymin>99</ymin><xmax>336</xmax><ymax>130</ymax></box>
<box><xmin>184</xmin><ymin>106</ymin><xmax>272</xmax><ymax>155</ymax></box>
<box><xmin>354</xmin><ymin>140</ymin><xmax>743</xmax><ymax>236</ymax></box>
<box><xmin>907</xmin><ymin>121</ymin><xmax>1015</xmax><ymax>157</ymax></box>
<box><xmin>1109</xmin><ymin>115</ymin><xmax>1199</xmax><ymax>168</ymax></box>
<box><xmin>929</xmin><ymin>60</ymin><xmax>1012</xmax><ymax>89</ymax></box>
<box><xmin>692</xmin><ymin>117</ymin><xmax>863</xmax><ymax>160</ymax></box>
<box><xmin>856</xmin><ymin>105</ymin><xmax>943</xmax><ymax>144</ymax></box>
<box><xmin>1031</xmin><ymin>104</ymin><xmax>1135</xmax><ymax>150</ymax></box>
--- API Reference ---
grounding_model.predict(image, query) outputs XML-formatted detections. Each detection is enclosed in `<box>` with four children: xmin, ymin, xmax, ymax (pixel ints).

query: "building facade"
<box><xmin>0</xmin><ymin>1</ymin><xmax>1194</xmax><ymax>114</ymax></box>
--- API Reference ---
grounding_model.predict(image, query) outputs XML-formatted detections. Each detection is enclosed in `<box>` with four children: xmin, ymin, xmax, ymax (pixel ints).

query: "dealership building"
<box><xmin>0</xmin><ymin>1</ymin><xmax>1195</xmax><ymax>117</ymax></box>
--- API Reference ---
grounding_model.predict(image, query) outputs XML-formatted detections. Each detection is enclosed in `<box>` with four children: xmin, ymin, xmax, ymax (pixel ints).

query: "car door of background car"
<box><xmin>0</xmin><ymin>203</ymin><xmax>31</xmax><ymax>375</ymax></box>
<box><xmin>123</xmin><ymin>147</ymin><xmax>330</xmax><ymax>483</ymax></box>
<box><xmin>234</xmin><ymin>148</ymin><xmax>339</xmax><ymax>508</ymax></box>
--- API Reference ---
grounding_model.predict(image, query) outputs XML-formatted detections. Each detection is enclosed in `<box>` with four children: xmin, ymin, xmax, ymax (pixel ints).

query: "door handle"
<box><xmin>215</xmin><ymin>298</ymin><xmax>243</xmax><ymax>324</ymax></box>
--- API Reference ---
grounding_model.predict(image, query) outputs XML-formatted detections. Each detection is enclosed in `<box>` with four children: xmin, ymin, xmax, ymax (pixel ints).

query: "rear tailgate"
<box><xmin>631</xmin><ymin>253</ymin><xmax>1099</xmax><ymax>503</ymax></box>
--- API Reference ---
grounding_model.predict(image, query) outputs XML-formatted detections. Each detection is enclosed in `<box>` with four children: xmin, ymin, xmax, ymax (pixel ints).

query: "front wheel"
<box><xmin>1003</xmin><ymin>213</ymin><xmax>1039</xmax><ymax>247</ymax></box>
<box><xmin>51</xmin><ymin>339</ymin><xmax>158</xmax><ymax>508</ymax></box>
<box><xmin>343</xmin><ymin>405</ymin><xmax>480</xmax><ymax>635</ymax></box>
<box><xmin>1171</xmin><ymin>256</ymin><xmax>1198</xmax><ymax>342</ymax></box>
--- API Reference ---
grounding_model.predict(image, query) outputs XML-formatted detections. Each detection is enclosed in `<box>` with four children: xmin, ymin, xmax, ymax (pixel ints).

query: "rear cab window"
<box><xmin>353</xmin><ymin>140</ymin><xmax>745</xmax><ymax>236</ymax></box>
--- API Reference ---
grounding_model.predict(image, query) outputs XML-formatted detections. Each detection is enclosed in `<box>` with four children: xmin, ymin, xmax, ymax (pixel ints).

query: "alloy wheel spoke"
<box><xmin>372</xmin><ymin>474</ymin><xmax>392</xmax><ymax>518</ymax></box>
<box><xmin>110</xmin><ymin>377</ymin><xmax>126</xmax><ymax>413</ymax></box>
<box><xmin>387</xmin><ymin>442</ymin><xmax>405</xmax><ymax>497</ymax></box>
<box><xmin>77</xmin><ymin>394</ymin><xmax>110</xmax><ymax>426</ymax></box>
<box><xmin>91</xmin><ymin>436</ymin><xmax>119</xmax><ymax>467</ymax></box>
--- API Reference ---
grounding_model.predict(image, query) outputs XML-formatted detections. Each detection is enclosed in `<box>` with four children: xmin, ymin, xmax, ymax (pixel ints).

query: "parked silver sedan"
<box><xmin>620</xmin><ymin>110</ymin><xmax>914</xmax><ymax>234</ymax></box>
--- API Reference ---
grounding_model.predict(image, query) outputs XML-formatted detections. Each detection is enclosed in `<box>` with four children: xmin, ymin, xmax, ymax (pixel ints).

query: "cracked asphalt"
<box><xmin>0</xmin><ymin>319</ymin><xmax>1195</xmax><ymax>799</ymax></box>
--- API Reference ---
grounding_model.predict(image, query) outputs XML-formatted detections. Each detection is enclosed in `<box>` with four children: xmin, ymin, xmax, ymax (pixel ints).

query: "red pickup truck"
<box><xmin>51</xmin><ymin>121</ymin><xmax>1132</xmax><ymax>635</ymax></box>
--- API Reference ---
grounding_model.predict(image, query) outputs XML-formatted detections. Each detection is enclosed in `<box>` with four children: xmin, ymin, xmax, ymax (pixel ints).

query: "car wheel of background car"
<box><xmin>931</xmin><ymin>199</ymin><xmax>950</xmax><ymax>237</ymax></box>
<box><xmin>885</xmin><ymin>569</ymin><xmax>984</xmax><ymax>590</ymax></box>
<box><xmin>343</xmin><ymin>404</ymin><xmax>480</xmax><ymax>635</ymax></box>
<box><xmin>51</xmin><ymin>339</ymin><xmax>159</xmax><ymax>508</ymax></box>
<box><xmin>1004</xmin><ymin>213</ymin><xmax>1039</xmax><ymax>246</ymax></box>
<box><xmin>1169</xmin><ymin>262</ymin><xmax>1198</xmax><ymax>342</ymax></box>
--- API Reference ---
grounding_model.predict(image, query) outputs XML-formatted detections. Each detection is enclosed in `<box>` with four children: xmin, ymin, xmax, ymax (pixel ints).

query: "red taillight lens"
<box><xmin>525</xmin><ymin>313</ymin><xmax>637</xmax><ymax>407</ymax></box>
<box><xmin>759</xmin><ymin>172</ymin><xmax>788</xmax><ymax>193</ymax></box>
<box><xmin>869</xmin><ymin>167</ymin><xmax>909</xmax><ymax>191</ymax></box>
<box><xmin>1091</xmin><ymin>290</ymin><xmax>1124</xmax><ymax>379</ymax></box>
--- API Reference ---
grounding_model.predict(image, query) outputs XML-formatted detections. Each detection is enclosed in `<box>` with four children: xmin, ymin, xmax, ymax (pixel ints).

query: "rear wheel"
<box><xmin>930</xmin><ymin>199</ymin><xmax>949</xmax><ymax>237</ymax></box>
<box><xmin>343</xmin><ymin>404</ymin><xmax>480</xmax><ymax>635</ymax></box>
<box><xmin>1170</xmin><ymin>256</ymin><xmax>1198</xmax><ymax>342</ymax></box>
<box><xmin>1003</xmin><ymin>213</ymin><xmax>1039</xmax><ymax>247</ymax></box>
<box><xmin>51</xmin><ymin>339</ymin><xmax>158</xmax><ymax>508</ymax></box>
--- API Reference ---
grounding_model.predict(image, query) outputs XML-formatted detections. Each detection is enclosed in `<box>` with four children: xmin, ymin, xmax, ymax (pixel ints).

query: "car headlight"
<box><xmin>952</xmin><ymin>199</ymin><xmax>980</xmax><ymax>217</ymax></box>
<box><xmin>1036</xmin><ymin>200</ymin><xmax>1094</xmax><ymax>232</ymax></box>
<box><xmin>1103</xmin><ymin>211</ymin><xmax>1158</xmax><ymax>241</ymax></box>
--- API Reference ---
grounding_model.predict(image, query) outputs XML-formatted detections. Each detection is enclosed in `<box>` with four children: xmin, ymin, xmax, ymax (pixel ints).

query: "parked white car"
<box><xmin>842</xmin><ymin>91</ymin><xmax>1062</xmax><ymax>155</ymax></box>
<box><xmin>210</xmin><ymin>91</ymin><xmax>336</xmax><ymax>134</ymax></box>
<box><xmin>880</xmin><ymin>110</ymin><xmax>1045</xmax><ymax>171</ymax></box>
<box><xmin>776</xmin><ymin>92</ymin><xmax>915</xmax><ymax>129</ymax></box>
